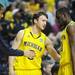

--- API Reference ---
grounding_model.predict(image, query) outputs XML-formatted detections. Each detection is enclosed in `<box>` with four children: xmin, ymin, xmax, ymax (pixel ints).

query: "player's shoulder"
<box><xmin>18</xmin><ymin>26</ymin><xmax>31</xmax><ymax>34</ymax></box>
<box><xmin>66</xmin><ymin>20</ymin><xmax>75</xmax><ymax>33</ymax></box>
<box><xmin>15</xmin><ymin>30</ymin><xmax>24</xmax><ymax>40</ymax></box>
<box><xmin>66</xmin><ymin>21</ymin><xmax>75</xmax><ymax>29</ymax></box>
<box><xmin>41</xmin><ymin>32</ymin><xmax>48</xmax><ymax>40</ymax></box>
<box><xmin>68</xmin><ymin>20</ymin><xmax>75</xmax><ymax>27</ymax></box>
<box><xmin>17</xmin><ymin>29</ymin><xmax>24</xmax><ymax>35</ymax></box>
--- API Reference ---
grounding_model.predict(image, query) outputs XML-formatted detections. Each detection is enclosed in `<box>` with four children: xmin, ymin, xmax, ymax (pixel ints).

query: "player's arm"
<box><xmin>11</xmin><ymin>30</ymin><xmax>24</xmax><ymax>49</ymax></box>
<box><xmin>45</xmin><ymin>37</ymin><xmax>60</xmax><ymax>61</ymax></box>
<box><xmin>9</xmin><ymin>56</ymin><xmax>16</xmax><ymax>75</ymax></box>
<box><xmin>9</xmin><ymin>30</ymin><xmax>25</xmax><ymax>56</ymax></box>
<box><xmin>9</xmin><ymin>30</ymin><xmax>24</xmax><ymax>75</ymax></box>
<box><xmin>9</xmin><ymin>29</ymin><xmax>35</xmax><ymax>74</ymax></box>
<box><xmin>67</xmin><ymin>24</ymin><xmax>75</xmax><ymax>74</ymax></box>
<box><xmin>11</xmin><ymin>30</ymin><xmax>35</xmax><ymax>58</ymax></box>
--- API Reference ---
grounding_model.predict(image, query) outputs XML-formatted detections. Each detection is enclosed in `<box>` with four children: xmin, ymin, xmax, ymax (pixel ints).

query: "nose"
<box><xmin>44</xmin><ymin>21</ymin><xmax>46</xmax><ymax>25</ymax></box>
<box><xmin>45</xmin><ymin>21</ymin><xmax>47</xmax><ymax>26</ymax></box>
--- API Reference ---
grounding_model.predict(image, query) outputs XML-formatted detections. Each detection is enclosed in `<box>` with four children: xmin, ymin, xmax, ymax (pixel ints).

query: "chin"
<box><xmin>60</xmin><ymin>26</ymin><xmax>66</xmax><ymax>31</ymax></box>
<box><xmin>42</xmin><ymin>28</ymin><xmax>45</xmax><ymax>30</ymax></box>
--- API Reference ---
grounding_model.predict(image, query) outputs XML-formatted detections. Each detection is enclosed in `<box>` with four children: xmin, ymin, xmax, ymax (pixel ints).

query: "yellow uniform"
<box><xmin>44</xmin><ymin>0</ymin><xmax>55</xmax><ymax>13</ymax></box>
<box><xmin>5</xmin><ymin>11</ymin><xmax>14</xmax><ymax>29</ymax></box>
<box><xmin>13</xmin><ymin>27</ymin><xmax>47</xmax><ymax>75</ymax></box>
<box><xmin>58</xmin><ymin>21</ymin><xmax>74</xmax><ymax>75</ymax></box>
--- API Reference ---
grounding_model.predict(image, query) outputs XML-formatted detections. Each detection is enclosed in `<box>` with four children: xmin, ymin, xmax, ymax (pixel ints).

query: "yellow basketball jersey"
<box><xmin>60</xmin><ymin>21</ymin><xmax>75</xmax><ymax>66</ymax></box>
<box><xmin>13</xmin><ymin>27</ymin><xmax>47</xmax><ymax>70</ymax></box>
<box><xmin>58</xmin><ymin>21</ymin><xmax>75</xmax><ymax>75</ymax></box>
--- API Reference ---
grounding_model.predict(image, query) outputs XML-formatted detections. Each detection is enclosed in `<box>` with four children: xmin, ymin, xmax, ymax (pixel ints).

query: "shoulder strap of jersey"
<box><xmin>17</xmin><ymin>29</ymin><xmax>25</xmax><ymax>48</ymax></box>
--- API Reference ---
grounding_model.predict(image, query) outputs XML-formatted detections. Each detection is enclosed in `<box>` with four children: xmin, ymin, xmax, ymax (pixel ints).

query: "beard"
<box><xmin>59</xmin><ymin>21</ymin><xmax>68</xmax><ymax>31</ymax></box>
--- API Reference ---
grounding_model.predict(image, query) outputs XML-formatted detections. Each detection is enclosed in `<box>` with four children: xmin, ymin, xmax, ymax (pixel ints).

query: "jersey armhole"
<box><xmin>18</xmin><ymin>29</ymin><xmax>25</xmax><ymax>48</ymax></box>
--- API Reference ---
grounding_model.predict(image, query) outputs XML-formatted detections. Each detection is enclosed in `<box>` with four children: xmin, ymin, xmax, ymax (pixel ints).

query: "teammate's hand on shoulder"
<box><xmin>24</xmin><ymin>50</ymin><xmax>35</xmax><ymax>59</ymax></box>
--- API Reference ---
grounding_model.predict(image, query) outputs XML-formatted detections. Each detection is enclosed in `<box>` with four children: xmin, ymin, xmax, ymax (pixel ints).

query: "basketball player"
<box><xmin>9</xmin><ymin>11</ymin><xmax>60</xmax><ymax>75</ymax></box>
<box><xmin>56</xmin><ymin>7</ymin><xmax>75</xmax><ymax>75</ymax></box>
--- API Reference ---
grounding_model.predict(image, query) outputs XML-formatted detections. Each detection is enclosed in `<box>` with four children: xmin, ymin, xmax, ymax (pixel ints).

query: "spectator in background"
<box><xmin>0</xmin><ymin>0</ymin><xmax>9</xmax><ymax>8</ymax></box>
<box><xmin>10</xmin><ymin>1</ymin><xmax>33</xmax><ymax>40</ymax></box>
<box><xmin>51</xmin><ymin>62</ymin><xmax>59</xmax><ymax>75</ymax></box>
<box><xmin>13</xmin><ymin>9</ymin><xmax>25</xmax><ymax>34</ymax></box>
<box><xmin>42</xmin><ymin>61</ymin><xmax>54</xmax><ymax>75</ymax></box>
<box><xmin>57</xmin><ymin>0</ymin><xmax>68</xmax><ymax>9</ymax></box>
<box><xmin>29</xmin><ymin>0</ymin><xmax>40</xmax><ymax>14</ymax></box>
<box><xmin>19</xmin><ymin>1</ymin><xmax>32</xmax><ymax>26</ymax></box>
<box><xmin>0</xmin><ymin>4</ymin><xmax>25</xmax><ymax>56</ymax></box>
<box><xmin>56</xmin><ymin>0</ymin><xmax>71</xmax><ymax>10</ymax></box>
<box><xmin>44</xmin><ymin>0</ymin><xmax>55</xmax><ymax>13</ymax></box>
<box><xmin>71</xmin><ymin>1</ymin><xmax>75</xmax><ymax>21</ymax></box>
<box><xmin>4</xmin><ymin>3</ymin><xmax>15</xmax><ymax>28</ymax></box>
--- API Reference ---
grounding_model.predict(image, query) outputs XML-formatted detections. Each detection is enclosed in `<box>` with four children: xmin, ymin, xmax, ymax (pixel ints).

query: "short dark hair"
<box><xmin>32</xmin><ymin>11</ymin><xmax>48</xmax><ymax>24</ymax></box>
<box><xmin>56</xmin><ymin>7</ymin><xmax>70</xmax><ymax>19</ymax></box>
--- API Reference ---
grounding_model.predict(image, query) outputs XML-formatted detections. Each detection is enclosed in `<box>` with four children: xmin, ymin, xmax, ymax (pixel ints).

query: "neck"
<box><xmin>31</xmin><ymin>24</ymin><xmax>41</xmax><ymax>34</ymax></box>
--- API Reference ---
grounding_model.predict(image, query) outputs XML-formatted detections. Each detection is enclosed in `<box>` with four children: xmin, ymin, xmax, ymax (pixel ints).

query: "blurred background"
<box><xmin>0</xmin><ymin>0</ymin><xmax>75</xmax><ymax>75</ymax></box>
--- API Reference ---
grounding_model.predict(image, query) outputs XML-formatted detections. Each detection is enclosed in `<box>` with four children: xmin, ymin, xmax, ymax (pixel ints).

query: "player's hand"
<box><xmin>24</xmin><ymin>50</ymin><xmax>35</xmax><ymax>59</ymax></box>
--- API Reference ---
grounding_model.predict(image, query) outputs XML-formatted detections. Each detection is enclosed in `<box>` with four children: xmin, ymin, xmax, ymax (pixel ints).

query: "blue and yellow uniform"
<box><xmin>13</xmin><ymin>27</ymin><xmax>47</xmax><ymax>75</ymax></box>
<box><xmin>58</xmin><ymin>21</ymin><xmax>74</xmax><ymax>75</ymax></box>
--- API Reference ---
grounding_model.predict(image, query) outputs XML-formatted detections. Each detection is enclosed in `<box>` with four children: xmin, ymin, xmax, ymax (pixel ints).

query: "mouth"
<box><xmin>43</xmin><ymin>25</ymin><xmax>46</xmax><ymax>29</ymax></box>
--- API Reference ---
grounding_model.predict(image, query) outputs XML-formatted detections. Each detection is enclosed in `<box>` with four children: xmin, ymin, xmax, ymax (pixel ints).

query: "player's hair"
<box><xmin>56</xmin><ymin>7</ymin><xmax>70</xmax><ymax>19</ymax></box>
<box><xmin>32</xmin><ymin>11</ymin><xmax>48</xmax><ymax>24</ymax></box>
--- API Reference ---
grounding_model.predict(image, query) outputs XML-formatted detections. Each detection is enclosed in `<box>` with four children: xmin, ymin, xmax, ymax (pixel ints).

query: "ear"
<box><xmin>43</xmin><ymin>67</ymin><xmax>46</xmax><ymax>71</ymax></box>
<box><xmin>34</xmin><ymin>19</ymin><xmax>37</xmax><ymax>24</ymax></box>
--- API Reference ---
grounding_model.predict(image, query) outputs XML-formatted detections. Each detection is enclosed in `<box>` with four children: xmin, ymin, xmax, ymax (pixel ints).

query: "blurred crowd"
<box><xmin>0</xmin><ymin>0</ymin><xmax>75</xmax><ymax>75</ymax></box>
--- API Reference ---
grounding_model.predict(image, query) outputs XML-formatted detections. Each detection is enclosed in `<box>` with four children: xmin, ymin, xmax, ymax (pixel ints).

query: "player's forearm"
<box><xmin>70</xmin><ymin>41</ymin><xmax>75</xmax><ymax>74</ymax></box>
<box><xmin>9</xmin><ymin>66</ymin><xmax>15</xmax><ymax>75</ymax></box>
<box><xmin>69</xmin><ymin>36</ymin><xmax>75</xmax><ymax>75</ymax></box>
<box><xmin>9</xmin><ymin>48</ymin><xmax>24</xmax><ymax>56</ymax></box>
<box><xmin>67</xmin><ymin>25</ymin><xmax>75</xmax><ymax>75</ymax></box>
<box><xmin>9</xmin><ymin>56</ymin><xmax>15</xmax><ymax>75</ymax></box>
<box><xmin>71</xmin><ymin>49</ymin><xmax>75</xmax><ymax>74</ymax></box>
<box><xmin>48</xmin><ymin>46</ymin><xmax>60</xmax><ymax>61</ymax></box>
